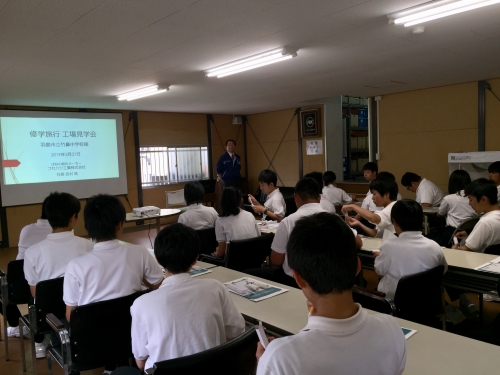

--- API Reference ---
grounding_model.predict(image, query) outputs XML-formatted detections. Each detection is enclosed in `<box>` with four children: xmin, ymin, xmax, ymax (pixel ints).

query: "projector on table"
<box><xmin>132</xmin><ymin>206</ymin><xmax>161</xmax><ymax>217</ymax></box>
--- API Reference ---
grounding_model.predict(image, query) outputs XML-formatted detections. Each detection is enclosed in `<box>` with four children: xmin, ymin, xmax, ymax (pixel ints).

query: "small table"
<box><xmin>125</xmin><ymin>208</ymin><xmax>181</xmax><ymax>235</ymax></box>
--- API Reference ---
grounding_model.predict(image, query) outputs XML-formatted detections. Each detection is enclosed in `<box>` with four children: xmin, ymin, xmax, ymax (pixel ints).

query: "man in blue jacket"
<box><xmin>216</xmin><ymin>139</ymin><xmax>241</xmax><ymax>188</ymax></box>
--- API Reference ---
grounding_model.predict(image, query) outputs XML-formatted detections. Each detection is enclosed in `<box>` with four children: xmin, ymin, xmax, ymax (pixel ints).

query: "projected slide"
<box><xmin>0</xmin><ymin>117</ymin><xmax>119</xmax><ymax>185</ymax></box>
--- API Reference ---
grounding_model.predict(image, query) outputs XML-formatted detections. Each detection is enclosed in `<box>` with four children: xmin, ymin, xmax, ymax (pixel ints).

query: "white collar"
<box><xmin>301</xmin><ymin>304</ymin><xmax>366</xmax><ymax>335</ymax></box>
<box><xmin>93</xmin><ymin>239</ymin><xmax>121</xmax><ymax>250</ymax></box>
<box><xmin>297</xmin><ymin>202</ymin><xmax>322</xmax><ymax>211</ymax></box>
<box><xmin>397</xmin><ymin>231</ymin><xmax>423</xmax><ymax>239</ymax></box>
<box><xmin>187</xmin><ymin>203</ymin><xmax>204</xmax><ymax>210</ymax></box>
<box><xmin>266</xmin><ymin>188</ymin><xmax>280</xmax><ymax>198</ymax></box>
<box><xmin>46</xmin><ymin>231</ymin><xmax>74</xmax><ymax>239</ymax></box>
<box><xmin>160</xmin><ymin>272</ymin><xmax>191</xmax><ymax>287</ymax></box>
<box><xmin>36</xmin><ymin>219</ymin><xmax>51</xmax><ymax>227</ymax></box>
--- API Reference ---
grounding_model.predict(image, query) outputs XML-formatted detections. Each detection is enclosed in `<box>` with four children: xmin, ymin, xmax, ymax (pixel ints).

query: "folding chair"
<box><xmin>195</xmin><ymin>227</ymin><xmax>218</xmax><ymax>257</ymax></box>
<box><xmin>485</xmin><ymin>243</ymin><xmax>500</xmax><ymax>256</ymax></box>
<box><xmin>19</xmin><ymin>277</ymin><xmax>65</xmax><ymax>374</ymax></box>
<box><xmin>225</xmin><ymin>233</ymin><xmax>274</xmax><ymax>272</ymax></box>
<box><xmin>448</xmin><ymin>217</ymin><xmax>480</xmax><ymax>245</ymax></box>
<box><xmin>352</xmin><ymin>286</ymin><xmax>396</xmax><ymax>316</ymax></box>
<box><xmin>0</xmin><ymin>260</ymin><xmax>31</xmax><ymax>361</ymax></box>
<box><xmin>46</xmin><ymin>290</ymin><xmax>150</xmax><ymax>375</ymax></box>
<box><xmin>165</xmin><ymin>189</ymin><xmax>186</xmax><ymax>208</ymax></box>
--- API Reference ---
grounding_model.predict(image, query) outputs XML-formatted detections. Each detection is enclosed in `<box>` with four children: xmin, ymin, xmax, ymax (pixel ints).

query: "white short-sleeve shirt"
<box><xmin>416</xmin><ymin>178</ymin><xmax>445</xmax><ymax>207</ymax></box>
<box><xmin>256</xmin><ymin>304</ymin><xmax>406</xmax><ymax>375</ymax></box>
<box><xmin>23</xmin><ymin>231</ymin><xmax>93</xmax><ymax>286</ymax></box>
<box><xmin>215</xmin><ymin>209</ymin><xmax>260</xmax><ymax>243</ymax></box>
<box><xmin>272</xmin><ymin>203</ymin><xmax>326</xmax><ymax>277</ymax></box>
<box><xmin>374</xmin><ymin>201</ymin><xmax>396</xmax><ymax>236</ymax></box>
<box><xmin>465</xmin><ymin>210</ymin><xmax>500</xmax><ymax>253</ymax></box>
<box><xmin>131</xmin><ymin>273</ymin><xmax>245</xmax><ymax>370</ymax></box>
<box><xmin>319</xmin><ymin>195</ymin><xmax>336</xmax><ymax>213</ymax></box>
<box><xmin>177</xmin><ymin>204</ymin><xmax>218</xmax><ymax>230</ymax></box>
<box><xmin>17</xmin><ymin>219</ymin><xmax>53</xmax><ymax>260</ymax></box>
<box><xmin>438</xmin><ymin>191</ymin><xmax>478</xmax><ymax>228</ymax></box>
<box><xmin>322</xmin><ymin>185</ymin><xmax>352</xmax><ymax>206</ymax></box>
<box><xmin>375</xmin><ymin>231</ymin><xmax>448</xmax><ymax>299</ymax></box>
<box><xmin>497</xmin><ymin>185</ymin><xmax>500</xmax><ymax>203</ymax></box>
<box><xmin>64</xmin><ymin>240</ymin><xmax>164</xmax><ymax>306</ymax></box>
<box><xmin>264</xmin><ymin>188</ymin><xmax>286</xmax><ymax>217</ymax></box>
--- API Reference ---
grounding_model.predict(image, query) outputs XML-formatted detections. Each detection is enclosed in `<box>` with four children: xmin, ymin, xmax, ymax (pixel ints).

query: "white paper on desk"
<box><xmin>476</xmin><ymin>262</ymin><xmax>500</xmax><ymax>274</ymax></box>
<box><xmin>189</xmin><ymin>268</ymin><xmax>211</xmax><ymax>277</ymax></box>
<box><xmin>401</xmin><ymin>327</ymin><xmax>417</xmax><ymax>339</ymax></box>
<box><xmin>491</xmin><ymin>256</ymin><xmax>500</xmax><ymax>264</ymax></box>
<box><xmin>224</xmin><ymin>277</ymin><xmax>288</xmax><ymax>302</ymax></box>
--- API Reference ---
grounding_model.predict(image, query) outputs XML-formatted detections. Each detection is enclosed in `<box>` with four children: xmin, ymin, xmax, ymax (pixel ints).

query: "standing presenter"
<box><xmin>216</xmin><ymin>139</ymin><xmax>241</xmax><ymax>189</ymax></box>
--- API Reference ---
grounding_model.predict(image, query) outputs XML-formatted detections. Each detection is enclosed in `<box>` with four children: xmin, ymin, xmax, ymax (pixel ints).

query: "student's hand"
<box><xmin>252</xmin><ymin>205</ymin><xmax>265</xmax><ymax>214</ymax></box>
<box><xmin>256</xmin><ymin>337</ymin><xmax>275</xmax><ymax>362</ymax></box>
<box><xmin>455</xmin><ymin>231</ymin><xmax>467</xmax><ymax>240</ymax></box>
<box><xmin>346</xmin><ymin>217</ymin><xmax>360</xmax><ymax>227</ymax></box>
<box><xmin>341</xmin><ymin>204</ymin><xmax>355</xmax><ymax>215</ymax></box>
<box><xmin>350</xmin><ymin>194</ymin><xmax>357</xmax><ymax>202</ymax></box>
<box><xmin>248</xmin><ymin>194</ymin><xmax>258</xmax><ymax>205</ymax></box>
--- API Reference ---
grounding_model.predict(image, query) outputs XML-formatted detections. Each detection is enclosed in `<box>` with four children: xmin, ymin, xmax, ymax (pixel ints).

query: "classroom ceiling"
<box><xmin>1</xmin><ymin>0</ymin><xmax>500</xmax><ymax>114</ymax></box>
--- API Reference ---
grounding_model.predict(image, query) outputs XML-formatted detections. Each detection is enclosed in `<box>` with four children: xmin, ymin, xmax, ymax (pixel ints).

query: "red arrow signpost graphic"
<box><xmin>2</xmin><ymin>159</ymin><xmax>21</xmax><ymax>168</ymax></box>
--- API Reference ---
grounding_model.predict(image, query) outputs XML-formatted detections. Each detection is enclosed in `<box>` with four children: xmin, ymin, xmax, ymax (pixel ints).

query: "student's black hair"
<box><xmin>390</xmin><ymin>199</ymin><xmax>423</xmax><ymax>232</ymax></box>
<box><xmin>488</xmin><ymin>161</ymin><xmax>500</xmax><ymax>174</ymax></box>
<box><xmin>464</xmin><ymin>178</ymin><xmax>498</xmax><ymax>205</ymax></box>
<box><xmin>225</xmin><ymin>139</ymin><xmax>236</xmax><ymax>146</ymax></box>
<box><xmin>401</xmin><ymin>172</ymin><xmax>421</xmax><ymax>187</ymax></box>
<box><xmin>448</xmin><ymin>170</ymin><xmax>472</xmax><ymax>195</ymax></box>
<box><xmin>84</xmin><ymin>194</ymin><xmax>126</xmax><ymax>241</ymax></box>
<box><xmin>363</xmin><ymin>162</ymin><xmax>378</xmax><ymax>173</ymax></box>
<box><xmin>44</xmin><ymin>192</ymin><xmax>81</xmax><ymax>229</ymax></box>
<box><xmin>40</xmin><ymin>195</ymin><xmax>50</xmax><ymax>220</ymax></box>
<box><xmin>258</xmin><ymin>169</ymin><xmax>277</xmax><ymax>186</ymax></box>
<box><xmin>288</xmin><ymin>212</ymin><xmax>357</xmax><ymax>295</ymax></box>
<box><xmin>183</xmin><ymin>181</ymin><xmax>205</xmax><ymax>205</ymax></box>
<box><xmin>322</xmin><ymin>171</ymin><xmax>337</xmax><ymax>187</ymax></box>
<box><xmin>370</xmin><ymin>178</ymin><xmax>398</xmax><ymax>201</ymax></box>
<box><xmin>220</xmin><ymin>187</ymin><xmax>241</xmax><ymax>217</ymax></box>
<box><xmin>154</xmin><ymin>223</ymin><xmax>200</xmax><ymax>274</ymax></box>
<box><xmin>295</xmin><ymin>177</ymin><xmax>320</xmax><ymax>200</ymax></box>
<box><xmin>377</xmin><ymin>171</ymin><xmax>396</xmax><ymax>182</ymax></box>
<box><xmin>303</xmin><ymin>172</ymin><xmax>322</xmax><ymax>195</ymax></box>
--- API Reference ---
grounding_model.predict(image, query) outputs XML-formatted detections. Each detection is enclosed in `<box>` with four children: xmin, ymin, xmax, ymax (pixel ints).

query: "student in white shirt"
<box><xmin>488</xmin><ymin>161</ymin><xmax>500</xmax><ymax>202</ymax></box>
<box><xmin>343</xmin><ymin>178</ymin><xmax>398</xmax><ymax>238</ymax></box>
<box><xmin>213</xmin><ymin>187</ymin><xmax>260</xmax><ymax>258</ymax></box>
<box><xmin>248</xmin><ymin>169</ymin><xmax>286</xmax><ymax>222</ymax></box>
<box><xmin>130</xmin><ymin>223</ymin><xmax>245</xmax><ymax>372</ymax></box>
<box><xmin>304</xmin><ymin>171</ymin><xmax>337</xmax><ymax>214</ymax></box>
<box><xmin>177</xmin><ymin>181</ymin><xmax>218</xmax><ymax>230</ymax></box>
<box><xmin>428</xmin><ymin>170</ymin><xmax>478</xmax><ymax>246</ymax></box>
<box><xmin>23</xmin><ymin>192</ymin><xmax>93</xmax><ymax>357</ymax></box>
<box><xmin>374</xmin><ymin>200</ymin><xmax>448</xmax><ymax>299</ymax></box>
<box><xmin>401</xmin><ymin>172</ymin><xmax>445</xmax><ymax>207</ymax></box>
<box><xmin>256</xmin><ymin>212</ymin><xmax>407</xmax><ymax>375</ymax></box>
<box><xmin>321</xmin><ymin>171</ymin><xmax>352</xmax><ymax>206</ymax></box>
<box><xmin>17</xmin><ymin>195</ymin><xmax>52</xmax><ymax>260</ymax></box>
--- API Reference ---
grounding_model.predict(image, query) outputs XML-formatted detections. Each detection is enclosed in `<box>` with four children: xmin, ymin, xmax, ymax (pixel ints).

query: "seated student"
<box><xmin>248</xmin><ymin>169</ymin><xmax>286</xmax><ymax>222</ymax></box>
<box><xmin>452</xmin><ymin>178</ymin><xmax>500</xmax><ymax>253</ymax></box>
<box><xmin>256</xmin><ymin>212</ymin><xmax>407</xmax><ymax>375</ymax></box>
<box><xmin>23</xmin><ymin>192</ymin><xmax>94</xmax><ymax>357</ymax></box>
<box><xmin>374</xmin><ymin>199</ymin><xmax>448</xmax><ymax>299</ymax></box>
<box><xmin>321</xmin><ymin>171</ymin><xmax>352</xmax><ymax>206</ymax></box>
<box><xmin>213</xmin><ymin>187</ymin><xmax>261</xmax><ymax>258</ymax></box>
<box><xmin>428</xmin><ymin>170</ymin><xmax>478</xmax><ymax>246</ymax></box>
<box><xmin>303</xmin><ymin>171</ymin><xmax>335</xmax><ymax>213</ymax></box>
<box><xmin>17</xmin><ymin>195</ymin><xmax>52</xmax><ymax>260</ymax></box>
<box><xmin>130</xmin><ymin>224</ymin><xmax>245</xmax><ymax>372</ymax></box>
<box><xmin>177</xmin><ymin>181</ymin><xmax>218</xmax><ymax>230</ymax></box>
<box><xmin>488</xmin><ymin>161</ymin><xmax>500</xmax><ymax>202</ymax></box>
<box><xmin>401</xmin><ymin>172</ymin><xmax>445</xmax><ymax>207</ymax></box>
<box><xmin>342</xmin><ymin>178</ymin><xmax>398</xmax><ymax>238</ymax></box>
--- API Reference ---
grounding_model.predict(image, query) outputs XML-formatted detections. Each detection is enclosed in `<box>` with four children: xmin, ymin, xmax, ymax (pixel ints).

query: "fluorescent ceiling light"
<box><xmin>206</xmin><ymin>48</ymin><xmax>297</xmax><ymax>78</ymax></box>
<box><xmin>391</xmin><ymin>0</ymin><xmax>500</xmax><ymax>27</ymax></box>
<box><xmin>117</xmin><ymin>85</ymin><xmax>168</xmax><ymax>101</ymax></box>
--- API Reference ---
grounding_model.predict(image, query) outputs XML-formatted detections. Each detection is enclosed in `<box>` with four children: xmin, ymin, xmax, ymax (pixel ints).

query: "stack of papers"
<box><xmin>225</xmin><ymin>277</ymin><xmax>288</xmax><ymax>302</ymax></box>
<box><xmin>475</xmin><ymin>256</ymin><xmax>500</xmax><ymax>274</ymax></box>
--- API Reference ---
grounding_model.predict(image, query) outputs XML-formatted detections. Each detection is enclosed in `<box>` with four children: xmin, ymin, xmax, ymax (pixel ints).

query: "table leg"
<box><xmin>424</xmin><ymin>215</ymin><xmax>429</xmax><ymax>235</ymax></box>
<box><xmin>156</xmin><ymin>217</ymin><xmax>161</xmax><ymax>236</ymax></box>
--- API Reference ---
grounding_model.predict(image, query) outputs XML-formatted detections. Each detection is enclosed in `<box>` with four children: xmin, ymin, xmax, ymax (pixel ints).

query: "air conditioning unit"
<box><xmin>232</xmin><ymin>116</ymin><xmax>243</xmax><ymax>125</ymax></box>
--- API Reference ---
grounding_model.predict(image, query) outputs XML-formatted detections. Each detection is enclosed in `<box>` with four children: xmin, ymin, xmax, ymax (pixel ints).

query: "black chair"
<box><xmin>393</xmin><ymin>265</ymin><xmax>446</xmax><ymax>329</ymax></box>
<box><xmin>226</xmin><ymin>233</ymin><xmax>274</xmax><ymax>272</ymax></box>
<box><xmin>0</xmin><ymin>260</ymin><xmax>31</xmax><ymax>361</ymax></box>
<box><xmin>19</xmin><ymin>277</ymin><xmax>65</xmax><ymax>374</ymax></box>
<box><xmin>46</xmin><ymin>290</ymin><xmax>150</xmax><ymax>375</ymax></box>
<box><xmin>279</xmin><ymin>187</ymin><xmax>296</xmax><ymax>217</ymax></box>
<box><xmin>448</xmin><ymin>217</ymin><xmax>480</xmax><ymax>245</ymax></box>
<box><xmin>195</xmin><ymin>227</ymin><xmax>218</xmax><ymax>257</ymax></box>
<box><xmin>485</xmin><ymin>243</ymin><xmax>500</xmax><ymax>256</ymax></box>
<box><xmin>353</xmin><ymin>286</ymin><xmax>396</xmax><ymax>316</ymax></box>
<box><xmin>152</xmin><ymin>327</ymin><xmax>258</xmax><ymax>375</ymax></box>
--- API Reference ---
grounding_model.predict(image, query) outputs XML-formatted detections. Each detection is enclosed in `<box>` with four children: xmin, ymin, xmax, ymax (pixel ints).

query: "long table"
<box><xmin>360</xmin><ymin>237</ymin><xmax>500</xmax><ymax>294</ymax></box>
<box><xmin>125</xmin><ymin>208</ymin><xmax>181</xmax><ymax>235</ymax></box>
<box><xmin>199</xmin><ymin>266</ymin><xmax>500</xmax><ymax>374</ymax></box>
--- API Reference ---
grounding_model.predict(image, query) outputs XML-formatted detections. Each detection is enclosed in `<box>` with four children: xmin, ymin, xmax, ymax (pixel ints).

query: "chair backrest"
<box><xmin>6</xmin><ymin>260</ymin><xmax>31</xmax><ymax>305</ymax></box>
<box><xmin>485</xmin><ymin>243</ymin><xmax>500</xmax><ymax>256</ymax></box>
<box><xmin>68</xmin><ymin>290</ymin><xmax>150</xmax><ymax>372</ymax></box>
<box><xmin>353</xmin><ymin>286</ymin><xmax>396</xmax><ymax>316</ymax></box>
<box><xmin>166</xmin><ymin>189</ymin><xmax>186</xmax><ymax>207</ymax></box>
<box><xmin>458</xmin><ymin>217</ymin><xmax>480</xmax><ymax>234</ymax></box>
<box><xmin>226</xmin><ymin>233</ymin><xmax>274</xmax><ymax>272</ymax></box>
<box><xmin>33</xmin><ymin>277</ymin><xmax>65</xmax><ymax>334</ymax></box>
<box><xmin>195</xmin><ymin>227</ymin><xmax>218</xmax><ymax>256</ymax></box>
<box><xmin>153</xmin><ymin>327</ymin><xmax>258</xmax><ymax>375</ymax></box>
<box><xmin>393</xmin><ymin>265</ymin><xmax>445</xmax><ymax>325</ymax></box>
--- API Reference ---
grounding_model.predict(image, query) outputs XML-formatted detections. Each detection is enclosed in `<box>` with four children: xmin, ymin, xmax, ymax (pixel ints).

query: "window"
<box><xmin>140</xmin><ymin>146</ymin><xmax>209</xmax><ymax>187</ymax></box>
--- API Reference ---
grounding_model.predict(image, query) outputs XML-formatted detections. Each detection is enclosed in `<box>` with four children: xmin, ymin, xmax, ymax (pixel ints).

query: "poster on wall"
<box><xmin>306</xmin><ymin>140</ymin><xmax>323</xmax><ymax>155</ymax></box>
<box><xmin>301</xmin><ymin>109</ymin><xmax>320</xmax><ymax>137</ymax></box>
